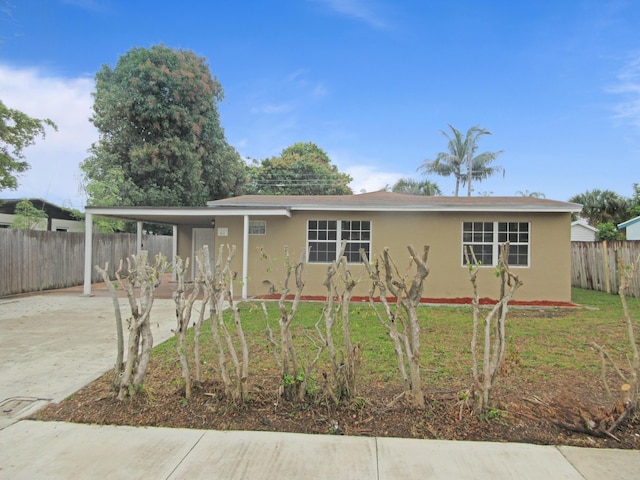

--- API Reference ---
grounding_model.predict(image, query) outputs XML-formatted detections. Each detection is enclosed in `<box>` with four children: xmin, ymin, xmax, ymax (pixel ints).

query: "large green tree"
<box><xmin>391</xmin><ymin>178</ymin><xmax>441</xmax><ymax>196</ymax></box>
<box><xmin>419</xmin><ymin>124</ymin><xmax>503</xmax><ymax>196</ymax></box>
<box><xmin>0</xmin><ymin>100</ymin><xmax>56</xmax><ymax>191</ymax></box>
<box><xmin>246</xmin><ymin>142</ymin><xmax>352</xmax><ymax>195</ymax></box>
<box><xmin>81</xmin><ymin>45</ymin><xmax>245</xmax><ymax>207</ymax></box>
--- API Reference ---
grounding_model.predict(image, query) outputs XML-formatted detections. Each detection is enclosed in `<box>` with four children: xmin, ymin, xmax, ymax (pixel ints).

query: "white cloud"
<box><xmin>314</xmin><ymin>0</ymin><xmax>389</xmax><ymax>29</ymax></box>
<box><xmin>60</xmin><ymin>0</ymin><xmax>111</xmax><ymax>13</ymax></box>
<box><xmin>0</xmin><ymin>65</ymin><xmax>97</xmax><ymax>210</ymax></box>
<box><xmin>250</xmin><ymin>102</ymin><xmax>296</xmax><ymax>115</ymax></box>
<box><xmin>346</xmin><ymin>164</ymin><xmax>403</xmax><ymax>193</ymax></box>
<box><xmin>608</xmin><ymin>54</ymin><xmax>640</xmax><ymax>127</ymax></box>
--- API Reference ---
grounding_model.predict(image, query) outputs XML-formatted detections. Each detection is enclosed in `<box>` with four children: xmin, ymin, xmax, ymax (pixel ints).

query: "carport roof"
<box><xmin>84</xmin><ymin>205</ymin><xmax>291</xmax><ymax>226</ymax></box>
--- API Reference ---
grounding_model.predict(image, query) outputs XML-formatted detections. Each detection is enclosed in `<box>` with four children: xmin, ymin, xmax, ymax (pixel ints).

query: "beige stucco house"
<box><xmin>84</xmin><ymin>191</ymin><xmax>581</xmax><ymax>303</ymax></box>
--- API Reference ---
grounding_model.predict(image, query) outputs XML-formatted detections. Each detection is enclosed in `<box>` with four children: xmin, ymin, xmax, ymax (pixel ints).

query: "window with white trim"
<box><xmin>307</xmin><ymin>220</ymin><xmax>371</xmax><ymax>263</ymax></box>
<box><xmin>462</xmin><ymin>221</ymin><xmax>530</xmax><ymax>267</ymax></box>
<box><xmin>248</xmin><ymin>220</ymin><xmax>266</xmax><ymax>235</ymax></box>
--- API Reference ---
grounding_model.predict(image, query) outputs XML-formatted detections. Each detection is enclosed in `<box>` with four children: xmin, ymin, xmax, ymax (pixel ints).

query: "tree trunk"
<box><xmin>363</xmin><ymin>245</ymin><xmax>430</xmax><ymax>409</ymax></box>
<box><xmin>466</xmin><ymin>243</ymin><xmax>522</xmax><ymax>415</ymax></box>
<box><xmin>95</xmin><ymin>262</ymin><xmax>124</xmax><ymax>390</ymax></box>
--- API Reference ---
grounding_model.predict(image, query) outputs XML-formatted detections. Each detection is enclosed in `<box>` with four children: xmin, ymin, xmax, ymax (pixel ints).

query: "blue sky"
<box><xmin>1</xmin><ymin>0</ymin><xmax>639</xmax><ymax>210</ymax></box>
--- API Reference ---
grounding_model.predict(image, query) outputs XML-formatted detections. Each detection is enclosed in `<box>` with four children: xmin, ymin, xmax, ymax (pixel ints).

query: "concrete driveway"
<box><xmin>0</xmin><ymin>291</ymin><xmax>178</xmax><ymax>429</ymax></box>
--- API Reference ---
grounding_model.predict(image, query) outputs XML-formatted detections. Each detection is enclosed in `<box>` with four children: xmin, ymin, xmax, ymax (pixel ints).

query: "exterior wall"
<box><xmin>571</xmin><ymin>223</ymin><xmax>596</xmax><ymax>242</ymax></box>
<box><xmin>0</xmin><ymin>213</ymin><xmax>82</xmax><ymax>232</ymax></box>
<box><xmin>626</xmin><ymin>221</ymin><xmax>640</xmax><ymax>240</ymax></box>
<box><xmin>50</xmin><ymin>218</ymin><xmax>84</xmax><ymax>232</ymax></box>
<box><xmin>177</xmin><ymin>210</ymin><xmax>574</xmax><ymax>302</ymax></box>
<box><xmin>0</xmin><ymin>213</ymin><xmax>12</xmax><ymax>227</ymax></box>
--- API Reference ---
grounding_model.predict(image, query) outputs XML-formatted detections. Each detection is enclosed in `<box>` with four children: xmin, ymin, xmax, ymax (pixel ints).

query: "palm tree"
<box><xmin>419</xmin><ymin>124</ymin><xmax>503</xmax><ymax>196</ymax></box>
<box><xmin>516</xmin><ymin>190</ymin><xmax>546</xmax><ymax>198</ymax></box>
<box><xmin>569</xmin><ymin>189</ymin><xmax>628</xmax><ymax>226</ymax></box>
<box><xmin>391</xmin><ymin>178</ymin><xmax>441</xmax><ymax>196</ymax></box>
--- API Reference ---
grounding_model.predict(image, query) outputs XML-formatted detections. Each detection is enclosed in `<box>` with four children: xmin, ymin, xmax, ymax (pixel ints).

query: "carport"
<box><xmin>83</xmin><ymin>205</ymin><xmax>291</xmax><ymax>298</ymax></box>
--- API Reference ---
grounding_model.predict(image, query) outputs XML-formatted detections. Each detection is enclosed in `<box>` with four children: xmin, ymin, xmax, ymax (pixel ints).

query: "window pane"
<box><xmin>342</xmin><ymin>219</ymin><xmax>371</xmax><ymax>263</ymax></box>
<box><xmin>508</xmin><ymin>244</ymin><xmax>528</xmax><ymax>266</ymax></box>
<box><xmin>308</xmin><ymin>220</ymin><xmax>337</xmax><ymax>263</ymax></box>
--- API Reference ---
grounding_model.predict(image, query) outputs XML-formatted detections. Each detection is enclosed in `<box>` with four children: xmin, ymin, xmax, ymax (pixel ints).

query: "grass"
<box><xmin>152</xmin><ymin>288</ymin><xmax>640</xmax><ymax>396</ymax></box>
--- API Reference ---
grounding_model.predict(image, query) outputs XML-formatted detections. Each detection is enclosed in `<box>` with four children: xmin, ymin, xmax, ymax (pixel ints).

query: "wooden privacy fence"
<box><xmin>0</xmin><ymin>229</ymin><xmax>173</xmax><ymax>297</ymax></box>
<box><xmin>571</xmin><ymin>240</ymin><xmax>640</xmax><ymax>298</ymax></box>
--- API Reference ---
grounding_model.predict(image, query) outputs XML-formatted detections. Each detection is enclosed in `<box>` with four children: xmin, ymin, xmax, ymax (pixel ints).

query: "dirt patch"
<box><xmin>37</xmin><ymin>358</ymin><xmax>640</xmax><ymax>449</ymax></box>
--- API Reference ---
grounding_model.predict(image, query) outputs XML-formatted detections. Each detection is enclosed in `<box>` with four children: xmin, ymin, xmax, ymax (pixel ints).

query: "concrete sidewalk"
<box><xmin>1</xmin><ymin>420</ymin><xmax>639</xmax><ymax>479</ymax></box>
<box><xmin>0</xmin><ymin>290</ymin><xmax>639</xmax><ymax>479</ymax></box>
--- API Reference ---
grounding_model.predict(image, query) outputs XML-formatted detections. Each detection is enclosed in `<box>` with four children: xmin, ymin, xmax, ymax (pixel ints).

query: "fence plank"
<box><xmin>571</xmin><ymin>240</ymin><xmax>640</xmax><ymax>297</ymax></box>
<box><xmin>0</xmin><ymin>230</ymin><xmax>172</xmax><ymax>297</ymax></box>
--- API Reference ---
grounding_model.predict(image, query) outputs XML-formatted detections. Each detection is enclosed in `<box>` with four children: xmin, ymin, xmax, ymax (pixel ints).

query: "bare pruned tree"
<box><xmin>262</xmin><ymin>247</ymin><xmax>325</xmax><ymax>403</ymax></box>
<box><xmin>205</xmin><ymin>244</ymin><xmax>250</xmax><ymax>402</ymax></box>
<box><xmin>321</xmin><ymin>242</ymin><xmax>361</xmax><ymax>402</ymax></box>
<box><xmin>466</xmin><ymin>242</ymin><xmax>522</xmax><ymax>415</ymax></box>
<box><xmin>589</xmin><ymin>253</ymin><xmax>640</xmax><ymax>438</ymax></box>
<box><xmin>362</xmin><ymin>245</ymin><xmax>430</xmax><ymax>409</ymax></box>
<box><xmin>98</xmin><ymin>251</ymin><xmax>170</xmax><ymax>400</ymax></box>
<box><xmin>172</xmin><ymin>250</ymin><xmax>208</xmax><ymax>399</ymax></box>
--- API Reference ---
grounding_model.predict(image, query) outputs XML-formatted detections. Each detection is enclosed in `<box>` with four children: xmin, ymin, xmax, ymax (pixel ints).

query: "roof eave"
<box><xmin>618</xmin><ymin>216</ymin><xmax>640</xmax><ymax>229</ymax></box>
<box><xmin>287</xmin><ymin>205</ymin><xmax>580</xmax><ymax>213</ymax></box>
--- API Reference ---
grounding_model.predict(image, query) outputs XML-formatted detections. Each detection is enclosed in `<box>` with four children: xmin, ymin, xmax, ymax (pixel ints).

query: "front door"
<box><xmin>192</xmin><ymin>228</ymin><xmax>215</xmax><ymax>280</ymax></box>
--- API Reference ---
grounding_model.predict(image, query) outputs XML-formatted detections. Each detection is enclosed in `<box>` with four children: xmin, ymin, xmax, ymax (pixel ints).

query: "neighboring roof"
<box><xmin>0</xmin><ymin>198</ymin><xmax>78</xmax><ymax>221</ymax></box>
<box><xmin>207</xmin><ymin>191</ymin><xmax>582</xmax><ymax>213</ymax></box>
<box><xmin>571</xmin><ymin>219</ymin><xmax>597</xmax><ymax>232</ymax></box>
<box><xmin>618</xmin><ymin>215</ymin><xmax>640</xmax><ymax>230</ymax></box>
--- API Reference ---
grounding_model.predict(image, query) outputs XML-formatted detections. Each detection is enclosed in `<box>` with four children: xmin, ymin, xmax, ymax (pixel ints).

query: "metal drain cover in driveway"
<box><xmin>0</xmin><ymin>397</ymin><xmax>50</xmax><ymax>429</ymax></box>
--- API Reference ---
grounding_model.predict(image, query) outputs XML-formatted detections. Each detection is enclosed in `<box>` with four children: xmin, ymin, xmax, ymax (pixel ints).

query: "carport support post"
<box><xmin>83</xmin><ymin>212</ymin><xmax>93</xmax><ymax>296</ymax></box>
<box><xmin>136</xmin><ymin>221</ymin><xmax>143</xmax><ymax>253</ymax></box>
<box><xmin>172</xmin><ymin>225</ymin><xmax>178</xmax><ymax>282</ymax></box>
<box><xmin>243</xmin><ymin>215</ymin><xmax>249</xmax><ymax>299</ymax></box>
